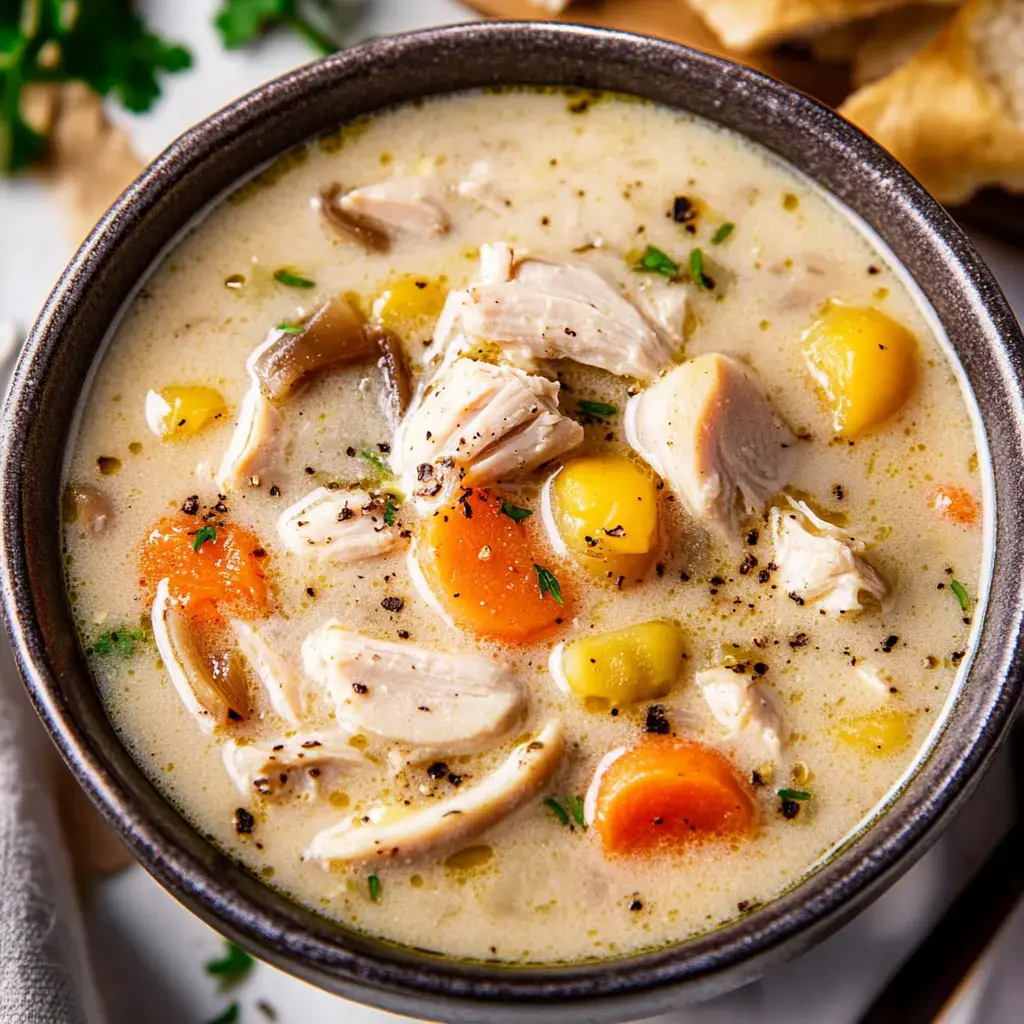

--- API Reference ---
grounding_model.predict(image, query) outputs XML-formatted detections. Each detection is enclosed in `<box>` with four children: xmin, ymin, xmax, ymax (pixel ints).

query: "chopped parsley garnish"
<box><xmin>275</xmin><ymin>322</ymin><xmax>304</xmax><ymax>334</ymax></box>
<box><xmin>950</xmin><ymin>578</ymin><xmax>970</xmax><ymax>613</ymax></box>
<box><xmin>368</xmin><ymin>873</ymin><xmax>382</xmax><ymax>902</ymax></box>
<box><xmin>358</xmin><ymin>447</ymin><xmax>393</xmax><ymax>477</ymax></box>
<box><xmin>634</xmin><ymin>245</ymin><xmax>679</xmax><ymax>278</ymax></box>
<box><xmin>777</xmin><ymin>789</ymin><xmax>811</xmax><ymax>801</ymax></box>
<box><xmin>500</xmin><ymin>500</ymin><xmax>533</xmax><ymax>523</ymax></box>
<box><xmin>193</xmin><ymin>525</ymin><xmax>217</xmax><ymax>552</ymax></box>
<box><xmin>544</xmin><ymin>797</ymin><xmax>570</xmax><ymax>825</ymax></box>
<box><xmin>204</xmin><ymin>1005</ymin><xmax>239</xmax><ymax>1024</ymax></box>
<box><xmin>215</xmin><ymin>0</ymin><xmax>344</xmax><ymax>54</ymax></box>
<box><xmin>577</xmin><ymin>399</ymin><xmax>618</xmax><ymax>418</ymax></box>
<box><xmin>92</xmin><ymin>628</ymin><xmax>146</xmax><ymax>658</ymax></box>
<box><xmin>205</xmin><ymin>941</ymin><xmax>255</xmax><ymax>990</ymax></box>
<box><xmin>711</xmin><ymin>222</ymin><xmax>735</xmax><ymax>245</ymax></box>
<box><xmin>689</xmin><ymin>248</ymin><xmax>713</xmax><ymax>290</ymax></box>
<box><xmin>533</xmin><ymin>564</ymin><xmax>564</xmax><ymax>606</ymax></box>
<box><xmin>272</xmin><ymin>268</ymin><xmax>316</xmax><ymax>289</ymax></box>
<box><xmin>565</xmin><ymin>794</ymin><xmax>587</xmax><ymax>829</ymax></box>
<box><xmin>383</xmin><ymin>499</ymin><xmax>397</xmax><ymax>527</ymax></box>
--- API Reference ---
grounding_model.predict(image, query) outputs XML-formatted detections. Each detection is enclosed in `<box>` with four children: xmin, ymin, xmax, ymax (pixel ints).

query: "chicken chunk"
<box><xmin>338</xmin><ymin>178</ymin><xmax>450</xmax><ymax>237</ymax></box>
<box><xmin>392</xmin><ymin>357</ymin><xmax>582</xmax><ymax>504</ymax></box>
<box><xmin>216</xmin><ymin>377</ymin><xmax>284</xmax><ymax>492</ymax></box>
<box><xmin>301</xmin><ymin>622</ymin><xmax>527</xmax><ymax>754</ymax></box>
<box><xmin>276</xmin><ymin>487</ymin><xmax>405</xmax><ymax>563</ymax></box>
<box><xmin>306</xmin><ymin>719</ymin><xmax>565</xmax><ymax>865</ymax></box>
<box><xmin>231</xmin><ymin>619</ymin><xmax>304</xmax><ymax>724</ymax></box>
<box><xmin>697</xmin><ymin>667</ymin><xmax>789</xmax><ymax>758</ymax></box>
<box><xmin>771</xmin><ymin>498</ymin><xmax>887</xmax><ymax>616</ymax></box>
<box><xmin>223</xmin><ymin>731</ymin><xmax>367</xmax><ymax>800</ymax></box>
<box><xmin>626</xmin><ymin>354</ymin><xmax>795</xmax><ymax>534</ymax></box>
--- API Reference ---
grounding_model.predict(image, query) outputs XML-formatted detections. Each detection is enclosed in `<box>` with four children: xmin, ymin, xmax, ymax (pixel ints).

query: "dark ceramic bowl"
<box><xmin>2</xmin><ymin>21</ymin><xmax>1023</xmax><ymax>1024</ymax></box>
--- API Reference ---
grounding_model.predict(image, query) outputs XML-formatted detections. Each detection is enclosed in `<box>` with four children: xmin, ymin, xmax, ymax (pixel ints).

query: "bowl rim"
<box><xmin>3</xmin><ymin>20</ymin><xmax>1024</xmax><ymax>1023</ymax></box>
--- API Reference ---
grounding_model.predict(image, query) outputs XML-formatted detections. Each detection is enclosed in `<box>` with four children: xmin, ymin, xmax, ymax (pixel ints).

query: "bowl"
<box><xmin>2</xmin><ymin>22</ymin><xmax>1023</xmax><ymax>1024</ymax></box>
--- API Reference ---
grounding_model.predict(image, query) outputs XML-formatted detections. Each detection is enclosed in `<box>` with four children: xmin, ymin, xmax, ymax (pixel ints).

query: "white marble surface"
<box><xmin>3</xmin><ymin>2</ymin><xmax>1023</xmax><ymax>1022</ymax></box>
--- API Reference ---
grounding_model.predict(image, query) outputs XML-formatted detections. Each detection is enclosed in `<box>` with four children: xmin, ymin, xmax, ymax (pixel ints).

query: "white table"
<box><xmin>3</xmin><ymin>2</ymin><xmax>1022</xmax><ymax>1021</ymax></box>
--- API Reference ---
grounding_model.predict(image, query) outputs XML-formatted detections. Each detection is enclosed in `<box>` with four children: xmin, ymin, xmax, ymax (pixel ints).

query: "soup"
<box><xmin>62</xmin><ymin>89</ymin><xmax>984</xmax><ymax>963</ymax></box>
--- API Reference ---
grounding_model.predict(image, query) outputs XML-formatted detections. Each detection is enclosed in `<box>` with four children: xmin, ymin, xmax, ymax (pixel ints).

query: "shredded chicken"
<box><xmin>230</xmin><ymin>620</ymin><xmax>304</xmax><ymax>724</ymax></box>
<box><xmin>306</xmin><ymin>720</ymin><xmax>565</xmax><ymax>865</ymax></box>
<box><xmin>276</xmin><ymin>487</ymin><xmax>405</xmax><ymax>563</ymax></box>
<box><xmin>626</xmin><ymin>353</ymin><xmax>794</xmax><ymax>534</ymax></box>
<box><xmin>771</xmin><ymin>497</ymin><xmax>888</xmax><ymax>616</ymax></box>
<box><xmin>223</xmin><ymin>731</ymin><xmax>367</xmax><ymax>800</ymax></box>
<box><xmin>338</xmin><ymin>178</ymin><xmax>450</xmax><ymax>237</ymax></box>
<box><xmin>301</xmin><ymin>622</ymin><xmax>527</xmax><ymax>754</ymax></box>
<box><xmin>697</xmin><ymin>666</ymin><xmax>789</xmax><ymax>758</ymax></box>
<box><xmin>392</xmin><ymin>357</ymin><xmax>582</xmax><ymax>504</ymax></box>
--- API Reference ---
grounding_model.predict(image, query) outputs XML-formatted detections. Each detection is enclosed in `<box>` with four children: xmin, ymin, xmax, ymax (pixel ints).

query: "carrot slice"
<box><xmin>594</xmin><ymin>737</ymin><xmax>755</xmax><ymax>853</ymax></box>
<box><xmin>417</xmin><ymin>488</ymin><xmax>571</xmax><ymax>642</ymax></box>
<box><xmin>140</xmin><ymin>514</ymin><xmax>269</xmax><ymax>625</ymax></box>
<box><xmin>930</xmin><ymin>485</ymin><xmax>979</xmax><ymax>528</ymax></box>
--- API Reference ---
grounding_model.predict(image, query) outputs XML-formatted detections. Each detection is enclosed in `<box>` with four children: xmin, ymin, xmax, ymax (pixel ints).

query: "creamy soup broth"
<box><xmin>63</xmin><ymin>90</ymin><xmax>984</xmax><ymax>963</ymax></box>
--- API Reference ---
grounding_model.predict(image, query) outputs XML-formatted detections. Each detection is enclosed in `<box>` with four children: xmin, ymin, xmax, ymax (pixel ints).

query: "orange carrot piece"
<box><xmin>594</xmin><ymin>737</ymin><xmax>755</xmax><ymax>853</ymax></box>
<box><xmin>140</xmin><ymin>514</ymin><xmax>269</xmax><ymax>624</ymax></box>
<box><xmin>931</xmin><ymin>485</ymin><xmax>979</xmax><ymax>528</ymax></box>
<box><xmin>417</xmin><ymin>488</ymin><xmax>571</xmax><ymax>643</ymax></box>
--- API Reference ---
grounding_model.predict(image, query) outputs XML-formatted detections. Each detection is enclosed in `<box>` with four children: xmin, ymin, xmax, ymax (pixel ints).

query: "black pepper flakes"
<box><xmin>788</xmin><ymin>632</ymin><xmax>809</xmax><ymax>648</ymax></box>
<box><xmin>746</xmin><ymin>529</ymin><xmax>759</xmax><ymax>546</ymax></box>
<box><xmin>352</xmin><ymin>682</ymin><xmax>369</xmax><ymax>695</ymax></box>
<box><xmin>427</xmin><ymin>762</ymin><xmax>449</xmax><ymax>780</ymax></box>
<box><xmin>269</xmin><ymin>485</ymin><xmax>281</xmax><ymax>497</ymax></box>
<box><xmin>739</xmin><ymin>552</ymin><xmax>758</xmax><ymax>576</ymax></box>
<box><xmin>833</xmin><ymin>484</ymin><xmax>845</xmax><ymax>501</ymax></box>
<box><xmin>181</xmin><ymin>495</ymin><xmax>200</xmax><ymax>515</ymax></box>
<box><xmin>234</xmin><ymin>808</ymin><xmax>255</xmax><ymax>834</ymax></box>
<box><xmin>881</xmin><ymin>634</ymin><xmax>899</xmax><ymax>653</ymax></box>
<box><xmin>781</xmin><ymin>799</ymin><xmax>801</xmax><ymax>820</ymax></box>
<box><xmin>381</xmin><ymin>596</ymin><xmax>404</xmax><ymax>613</ymax></box>
<box><xmin>645</xmin><ymin>704</ymin><xmax>671</xmax><ymax>734</ymax></box>
<box><xmin>628</xmin><ymin>899</ymin><xmax>643</xmax><ymax>912</ymax></box>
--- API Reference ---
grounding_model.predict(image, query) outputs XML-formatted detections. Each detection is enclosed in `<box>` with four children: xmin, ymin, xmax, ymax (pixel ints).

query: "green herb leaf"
<box><xmin>359</xmin><ymin>447</ymin><xmax>393</xmax><ymax>478</ymax></box>
<box><xmin>577</xmin><ymin>399</ymin><xmax>618</xmax><ymax>418</ymax></box>
<box><xmin>214</xmin><ymin>0</ymin><xmax>342</xmax><ymax>56</ymax></box>
<box><xmin>711</xmin><ymin>222</ymin><xmax>735</xmax><ymax>245</ymax></box>
<box><xmin>544</xmin><ymin>797</ymin><xmax>569</xmax><ymax>825</ymax></box>
<box><xmin>383</xmin><ymin>499</ymin><xmax>397</xmax><ymax>527</ymax></box>
<box><xmin>500</xmin><ymin>500</ymin><xmax>533</xmax><ymax>524</ymax></box>
<box><xmin>92</xmin><ymin>628</ymin><xmax>146</xmax><ymax>658</ymax></box>
<box><xmin>368</xmin><ymin>873</ymin><xmax>382</xmax><ymax>902</ymax></box>
<box><xmin>777</xmin><ymin>789</ymin><xmax>811</xmax><ymax>801</ymax></box>
<box><xmin>273</xmin><ymin>267</ymin><xmax>316</xmax><ymax>289</ymax></box>
<box><xmin>275</xmin><ymin>321</ymin><xmax>304</xmax><ymax>334</ymax></box>
<box><xmin>193</xmin><ymin>525</ymin><xmax>217</xmax><ymax>552</ymax></box>
<box><xmin>205</xmin><ymin>941</ymin><xmax>255</xmax><ymax>990</ymax></box>
<box><xmin>533</xmin><ymin>564</ymin><xmax>564</xmax><ymax>606</ymax></box>
<box><xmin>565</xmin><ymin>794</ymin><xmax>587</xmax><ymax>829</ymax></box>
<box><xmin>204</xmin><ymin>1004</ymin><xmax>240</xmax><ymax>1024</ymax></box>
<box><xmin>689</xmin><ymin>248</ymin><xmax>713</xmax><ymax>290</ymax></box>
<box><xmin>950</xmin><ymin>578</ymin><xmax>970</xmax><ymax>614</ymax></box>
<box><xmin>634</xmin><ymin>245</ymin><xmax>679</xmax><ymax>278</ymax></box>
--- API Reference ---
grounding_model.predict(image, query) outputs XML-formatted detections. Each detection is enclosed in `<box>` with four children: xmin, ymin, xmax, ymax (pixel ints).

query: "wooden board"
<box><xmin>463</xmin><ymin>0</ymin><xmax>851</xmax><ymax>105</ymax></box>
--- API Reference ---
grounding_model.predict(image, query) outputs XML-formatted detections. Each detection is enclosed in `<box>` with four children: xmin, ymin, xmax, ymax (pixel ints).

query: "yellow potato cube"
<box><xmin>803</xmin><ymin>305</ymin><xmax>917</xmax><ymax>438</ymax></box>
<box><xmin>375</xmin><ymin>275</ymin><xmax>447</xmax><ymax>336</ymax></box>
<box><xmin>549</xmin><ymin>456</ymin><xmax>659</xmax><ymax>582</ymax></box>
<box><xmin>837</xmin><ymin>709</ymin><xmax>913</xmax><ymax>757</ymax></box>
<box><xmin>145</xmin><ymin>386</ymin><xmax>227</xmax><ymax>440</ymax></box>
<box><xmin>557</xmin><ymin>620</ymin><xmax>685</xmax><ymax>708</ymax></box>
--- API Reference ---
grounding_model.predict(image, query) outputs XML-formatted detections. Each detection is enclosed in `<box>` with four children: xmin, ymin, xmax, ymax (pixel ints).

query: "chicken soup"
<box><xmin>62</xmin><ymin>89</ymin><xmax>985</xmax><ymax>963</ymax></box>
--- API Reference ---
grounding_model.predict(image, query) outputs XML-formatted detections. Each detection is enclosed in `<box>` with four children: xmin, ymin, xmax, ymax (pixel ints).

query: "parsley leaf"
<box><xmin>533</xmin><ymin>564</ymin><xmax>563</xmax><ymax>606</ymax></box>
<box><xmin>711</xmin><ymin>222</ymin><xmax>735</xmax><ymax>245</ymax></box>
<box><xmin>92</xmin><ymin>628</ymin><xmax>146</xmax><ymax>658</ymax></box>
<box><xmin>214</xmin><ymin>0</ymin><xmax>341</xmax><ymax>56</ymax></box>
<box><xmin>565</xmin><ymin>794</ymin><xmax>586</xmax><ymax>828</ymax></box>
<box><xmin>205</xmin><ymin>941</ymin><xmax>255</xmax><ymax>990</ymax></box>
<box><xmin>950</xmin><ymin>578</ymin><xmax>969</xmax><ymax>613</ymax></box>
<box><xmin>500</xmin><ymin>500</ymin><xmax>533</xmax><ymax>524</ymax></box>
<box><xmin>634</xmin><ymin>245</ymin><xmax>679</xmax><ymax>278</ymax></box>
<box><xmin>275</xmin><ymin>321</ymin><xmax>303</xmax><ymax>334</ymax></box>
<box><xmin>689</xmin><ymin>248</ymin><xmax>713</xmax><ymax>290</ymax></box>
<box><xmin>777</xmin><ymin>789</ymin><xmax>811</xmax><ymax>801</ymax></box>
<box><xmin>383</xmin><ymin>498</ymin><xmax>397</xmax><ymax>527</ymax></box>
<box><xmin>193</xmin><ymin>525</ymin><xmax>217</xmax><ymax>552</ymax></box>
<box><xmin>358</xmin><ymin>447</ymin><xmax>392</xmax><ymax>478</ymax></box>
<box><xmin>368</xmin><ymin>873</ymin><xmax>381</xmax><ymax>902</ymax></box>
<box><xmin>273</xmin><ymin>267</ymin><xmax>315</xmax><ymax>289</ymax></box>
<box><xmin>544</xmin><ymin>797</ymin><xmax>569</xmax><ymax>825</ymax></box>
<box><xmin>204</xmin><ymin>1004</ymin><xmax>240</xmax><ymax>1024</ymax></box>
<box><xmin>577</xmin><ymin>399</ymin><xmax>618</xmax><ymax>418</ymax></box>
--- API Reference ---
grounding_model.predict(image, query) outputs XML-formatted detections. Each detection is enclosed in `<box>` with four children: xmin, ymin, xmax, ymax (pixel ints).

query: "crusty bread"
<box><xmin>687</xmin><ymin>0</ymin><xmax>957</xmax><ymax>53</ymax></box>
<box><xmin>850</xmin><ymin>6</ymin><xmax>954</xmax><ymax>87</ymax></box>
<box><xmin>841</xmin><ymin>0</ymin><xmax>1024</xmax><ymax>203</ymax></box>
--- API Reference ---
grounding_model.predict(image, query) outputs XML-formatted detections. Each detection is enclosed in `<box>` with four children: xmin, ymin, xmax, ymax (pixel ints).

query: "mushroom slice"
<box><xmin>230</xmin><ymin>619</ymin><xmax>304</xmax><ymax>724</ymax></box>
<box><xmin>62</xmin><ymin>481</ymin><xmax>112</xmax><ymax>535</ymax></box>
<box><xmin>151</xmin><ymin>578</ymin><xmax>249</xmax><ymax>732</ymax></box>
<box><xmin>626</xmin><ymin>353</ymin><xmax>795</xmax><ymax>535</ymax></box>
<box><xmin>697</xmin><ymin>666</ymin><xmax>789</xmax><ymax>758</ymax></box>
<box><xmin>306</xmin><ymin>719</ymin><xmax>565</xmax><ymax>865</ymax></box>
<box><xmin>392</xmin><ymin>358</ymin><xmax>582</xmax><ymax>504</ymax></box>
<box><xmin>215</xmin><ymin>379</ymin><xmax>285</xmax><ymax>492</ymax></box>
<box><xmin>371</xmin><ymin>326</ymin><xmax>412</xmax><ymax>428</ymax></box>
<box><xmin>251</xmin><ymin>296</ymin><xmax>377</xmax><ymax>402</ymax></box>
<box><xmin>319</xmin><ymin>183</ymin><xmax>392</xmax><ymax>253</ymax></box>
<box><xmin>770</xmin><ymin>497</ymin><xmax>887</xmax><ymax>616</ymax></box>
<box><xmin>338</xmin><ymin>178</ymin><xmax>450</xmax><ymax>238</ymax></box>
<box><xmin>223</xmin><ymin>731</ymin><xmax>367</xmax><ymax>800</ymax></box>
<box><xmin>276</xmin><ymin>487</ymin><xmax>405</xmax><ymax>563</ymax></box>
<box><xmin>301</xmin><ymin>621</ymin><xmax>527</xmax><ymax>753</ymax></box>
